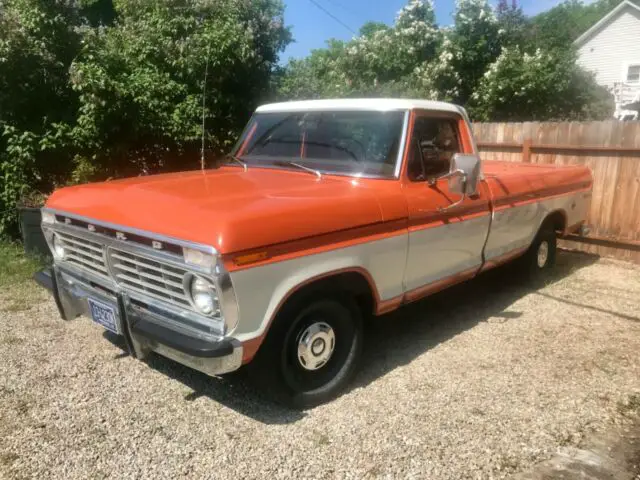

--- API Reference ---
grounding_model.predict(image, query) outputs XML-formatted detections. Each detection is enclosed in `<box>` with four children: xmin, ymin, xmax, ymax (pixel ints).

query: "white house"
<box><xmin>574</xmin><ymin>0</ymin><xmax>640</xmax><ymax>120</ymax></box>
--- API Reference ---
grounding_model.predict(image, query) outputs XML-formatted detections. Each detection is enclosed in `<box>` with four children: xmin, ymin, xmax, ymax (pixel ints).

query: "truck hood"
<box><xmin>46</xmin><ymin>167</ymin><xmax>385</xmax><ymax>254</ymax></box>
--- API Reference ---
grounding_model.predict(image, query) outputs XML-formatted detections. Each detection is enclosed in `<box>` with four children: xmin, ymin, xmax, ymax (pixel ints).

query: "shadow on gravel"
<box><xmin>103</xmin><ymin>333</ymin><xmax>305</xmax><ymax>424</ymax></box>
<box><xmin>105</xmin><ymin>250</ymin><xmax>599</xmax><ymax>423</ymax></box>
<box><xmin>349</xmin><ymin>250</ymin><xmax>600</xmax><ymax>394</ymax></box>
<box><xmin>534</xmin><ymin>291</ymin><xmax>640</xmax><ymax>323</ymax></box>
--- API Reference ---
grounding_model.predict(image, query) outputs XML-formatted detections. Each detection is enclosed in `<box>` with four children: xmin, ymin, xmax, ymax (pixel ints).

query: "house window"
<box><xmin>628</xmin><ymin>65</ymin><xmax>640</xmax><ymax>83</ymax></box>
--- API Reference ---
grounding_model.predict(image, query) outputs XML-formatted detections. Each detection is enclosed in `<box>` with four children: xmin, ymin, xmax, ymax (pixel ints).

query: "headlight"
<box><xmin>187</xmin><ymin>275</ymin><xmax>220</xmax><ymax>316</ymax></box>
<box><xmin>52</xmin><ymin>233</ymin><xmax>66</xmax><ymax>259</ymax></box>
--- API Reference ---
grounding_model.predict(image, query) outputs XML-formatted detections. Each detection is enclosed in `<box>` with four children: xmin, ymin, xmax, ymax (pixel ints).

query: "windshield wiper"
<box><xmin>274</xmin><ymin>160</ymin><xmax>322</xmax><ymax>179</ymax></box>
<box><xmin>224</xmin><ymin>154</ymin><xmax>248</xmax><ymax>172</ymax></box>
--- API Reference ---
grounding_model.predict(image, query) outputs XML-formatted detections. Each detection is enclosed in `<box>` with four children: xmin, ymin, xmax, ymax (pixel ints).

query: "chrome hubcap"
<box><xmin>297</xmin><ymin>322</ymin><xmax>335</xmax><ymax>371</ymax></box>
<box><xmin>537</xmin><ymin>241</ymin><xmax>549</xmax><ymax>268</ymax></box>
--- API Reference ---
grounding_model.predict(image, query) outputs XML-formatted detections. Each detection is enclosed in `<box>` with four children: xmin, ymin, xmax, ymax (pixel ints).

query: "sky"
<box><xmin>282</xmin><ymin>0</ymin><xmax>568</xmax><ymax>62</ymax></box>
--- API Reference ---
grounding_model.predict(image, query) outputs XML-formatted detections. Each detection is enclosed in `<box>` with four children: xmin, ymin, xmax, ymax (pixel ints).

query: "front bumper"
<box><xmin>35</xmin><ymin>266</ymin><xmax>243</xmax><ymax>377</ymax></box>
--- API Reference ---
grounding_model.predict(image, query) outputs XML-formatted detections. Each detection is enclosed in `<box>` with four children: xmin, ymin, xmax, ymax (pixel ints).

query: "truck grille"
<box><xmin>108</xmin><ymin>249</ymin><xmax>191</xmax><ymax>309</ymax></box>
<box><xmin>56</xmin><ymin>231</ymin><xmax>109</xmax><ymax>278</ymax></box>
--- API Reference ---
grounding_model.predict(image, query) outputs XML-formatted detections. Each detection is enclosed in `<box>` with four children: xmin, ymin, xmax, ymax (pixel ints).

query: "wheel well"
<box><xmin>544</xmin><ymin>210</ymin><xmax>567</xmax><ymax>233</ymax></box>
<box><xmin>281</xmin><ymin>270</ymin><xmax>376</xmax><ymax>320</ymax></box>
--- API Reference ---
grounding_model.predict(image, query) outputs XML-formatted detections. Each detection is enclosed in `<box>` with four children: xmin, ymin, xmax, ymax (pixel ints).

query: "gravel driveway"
<box><xmin>1</xmin><ymin>251</ymin><xmax>639</xmax><ymax>479</ymax></box>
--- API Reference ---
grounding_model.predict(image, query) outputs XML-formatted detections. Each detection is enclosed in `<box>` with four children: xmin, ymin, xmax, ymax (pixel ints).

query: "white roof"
<box><xmin>574</xmin><ymin>0</ymin><xmax>640</xmax><ymax>46</ymax></box>
<box><xmin>256</xmin><ymin>98</ymin><xmax>465</xmax><ymax>114</ymax></box>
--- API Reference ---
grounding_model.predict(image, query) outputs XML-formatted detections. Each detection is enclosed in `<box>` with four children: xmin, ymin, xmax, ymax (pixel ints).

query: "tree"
<box><xmin>0</xmin><ymin>0</ymin><xmax>291</xmax><ymax>237</ymax></box>
<box><xmin>471</xmin><ymin>47</ymin><xmax>612</xmax><ymax>121</ymax></box>
<box><xmin>276</xmin><ymin>0</ymin><xmax>613</xmax><ymax>120</ymax></box>
<box><xmin>496</xmin><ymin>0</ymin><xmax>528</xmax><ymax>48</ymax></box>
<box><xmin>359</xmin><ymin>22</ymin><xmax>389</xmax><ymax>38</ymax></box>
<box><xmin>529</xmin><ymin>0</ymin><xmax>628</xmax><ymax>51</ymax></box>
<box><xmin>0</xmin><ymin>0</ymin><xmax>84</xmax><ymax>235</ymax></box>
<box><xmin>69</xmin><ymin>0</ymin><xmax>291</xmax><ymax>176</ymax></box>
<box><xmin>445</xmin><ymin>0</ymin><xmax>502</xmax><ymax>104</ymax></box>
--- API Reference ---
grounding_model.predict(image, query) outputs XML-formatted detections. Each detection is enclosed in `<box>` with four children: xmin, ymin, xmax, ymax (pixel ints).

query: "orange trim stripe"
<box><xmin>226</xmin><ymin>218</ymin><xmax>408</xmax><ymax>272</ymax></box>
<box><xmin>408</xmin><ymin>203</ymin><xmax>490</xmax><ymax>230</ymax></box>
<box><xmin>403</xmin><ymin>266</ymin><xmax>479</xmax><ymax>303</ymax></box>
<box><xmin>480</xmin><ymin>246</ymin><xmax>528</xmax><ymax>273</ymax></box>
<box><xmin>492</xmin><ymin>182</ymin><xmax>591</xmax><ymax>210</ymax></box>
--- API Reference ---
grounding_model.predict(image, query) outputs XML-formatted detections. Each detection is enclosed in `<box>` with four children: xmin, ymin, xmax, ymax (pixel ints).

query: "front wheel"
<box><xmin>249</xmin><ymin>295</ymin><xmax>363</xmax><ymax>408</ymax></box>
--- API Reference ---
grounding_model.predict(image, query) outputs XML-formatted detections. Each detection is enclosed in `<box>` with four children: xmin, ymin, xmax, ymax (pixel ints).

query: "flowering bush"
<box><xmin>277</xmin><ymin>0</ymin><xmax>611</xmax><ymax>122</ymax></box>
<box><xmin>472</xmin><ymin>47</ymin><xmax>612</xmax><ymax>121</ymax></box>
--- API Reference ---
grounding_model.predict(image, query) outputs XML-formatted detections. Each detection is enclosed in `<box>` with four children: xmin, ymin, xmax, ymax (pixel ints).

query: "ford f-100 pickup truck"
<box><xmin>36</xmin><ymin>99</ymin><xmax>592</xmax><ymax>407</ymax></box>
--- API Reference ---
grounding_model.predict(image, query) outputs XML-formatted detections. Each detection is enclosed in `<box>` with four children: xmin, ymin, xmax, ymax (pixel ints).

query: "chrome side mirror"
<box><xmin>448</xmin><ymin>153</ymin><xmax>481</xmax><ymax>196</ymax></box>
<box><xmin>427</xmin><ymin>154</ymin><xmax>481</xmax><ymax>211</ymax></box>
<box><xmin>426</xmin><ymin>153</ymin><xmax>481</xmax><ymax>194</ymax></box>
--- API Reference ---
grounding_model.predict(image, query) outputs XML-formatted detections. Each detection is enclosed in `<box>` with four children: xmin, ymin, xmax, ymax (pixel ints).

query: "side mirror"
<box><xmin>448</xmin><ymin>153</ymin><xmax>481</xmax><ymax>196</ymax></box>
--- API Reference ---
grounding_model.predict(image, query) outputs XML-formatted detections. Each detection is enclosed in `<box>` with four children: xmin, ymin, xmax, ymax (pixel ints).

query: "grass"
<box><xmin>0</xmin><ymin>241</ymin><xmax>48</xmax><ymax>289</ymax></box>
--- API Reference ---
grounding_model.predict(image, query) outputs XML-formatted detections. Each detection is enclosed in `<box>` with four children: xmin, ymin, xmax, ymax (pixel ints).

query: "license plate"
<box><xmin>87</xmin><ymin>298</ymin><xmax>120</xmax><ymax>334</ymax></box>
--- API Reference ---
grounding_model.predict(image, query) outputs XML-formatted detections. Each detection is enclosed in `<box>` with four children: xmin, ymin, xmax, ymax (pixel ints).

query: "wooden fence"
<box><xmin>472</xmin><ymin>121</ymin><xmax>640</xmax><ymax>264</ymax></box>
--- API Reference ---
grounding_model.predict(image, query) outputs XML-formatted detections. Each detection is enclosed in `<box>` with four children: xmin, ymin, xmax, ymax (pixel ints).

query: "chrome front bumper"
<box><xmin>35</xmin><ymin>266</ymin><xmax>243</xmax><ymax>377</ymax></box>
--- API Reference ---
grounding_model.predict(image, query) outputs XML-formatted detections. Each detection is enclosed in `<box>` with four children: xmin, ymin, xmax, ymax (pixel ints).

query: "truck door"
<box><xmin>402</xmin><ymin>110</ymin><xmax>491</xmax><ymax>298</ymax></box>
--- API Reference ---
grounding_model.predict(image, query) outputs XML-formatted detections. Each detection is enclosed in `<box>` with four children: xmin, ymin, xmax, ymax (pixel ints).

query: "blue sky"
<box><xmin>282</xmin><ymin>0</ymin><xmax>568</xmax><ymax>61</ymax></box>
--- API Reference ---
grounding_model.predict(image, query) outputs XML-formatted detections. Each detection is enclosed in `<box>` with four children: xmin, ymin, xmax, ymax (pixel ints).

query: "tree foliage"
<box><xmin>472</xmin><ymin>47</ymin><xmax>612</xmax><ymax>121</ymax></box>
<box><xmin>276</xmin><ymin>0</ymin><xmax>614</xmax><ymax>121</ymax></box>
<box><xmin>528</xmin><ymin>0</ymin><xmax>634</xmax><ymax>50</ymax></box>
<box><xmin>70</xmin><ymin>0</ymin><xmax>290</xmax><ymax>176</ymax></box>
<box><xmin>0</xmin><ymin>0</ymin><xmax>290</xmax><ymax>236</ymax></box>
<box><xmin>0</xmin><ymin>0</ymin><xmax>622</xmax><ymax>237</ymax></box>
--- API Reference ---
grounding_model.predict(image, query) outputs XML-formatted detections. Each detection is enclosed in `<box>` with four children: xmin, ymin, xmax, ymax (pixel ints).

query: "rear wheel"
<box><xmin>520</xmin><ymin>223</ymin><xmax>557</xmax><ymax>279</ymax></box>
<box><xmin>249</xmin><ymin>294</ymin><xmax>363</xmax><ymax>408</ymax></box>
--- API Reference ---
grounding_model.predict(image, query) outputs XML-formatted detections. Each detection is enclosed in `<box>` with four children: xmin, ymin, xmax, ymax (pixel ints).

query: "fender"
<box><xmin>227</xmin><ymin>231</ymin><xmax>409</xmax><ymax>363</ymax></box>
<box><xmin>240</xmin><ymin>266</ymin><xmax>382</xmax><ymax>364</ymax></box>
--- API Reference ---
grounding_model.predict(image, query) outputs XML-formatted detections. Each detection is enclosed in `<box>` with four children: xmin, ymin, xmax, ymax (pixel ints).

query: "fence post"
<box><xmin>522</xmin><ymin>138</ymin><xmax>532</xmax><ymax>163</ymax></box>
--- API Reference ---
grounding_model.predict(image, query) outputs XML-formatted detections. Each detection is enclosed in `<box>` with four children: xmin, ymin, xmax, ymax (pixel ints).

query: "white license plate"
<box><xmin>87</xmin><ymin>298</ymin><xmax>120</xmax><ymax>335</ymax></box>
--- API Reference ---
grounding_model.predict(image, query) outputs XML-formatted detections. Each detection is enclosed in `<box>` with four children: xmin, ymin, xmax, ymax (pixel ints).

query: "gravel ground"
<box><xmin>1</xmin><ymin>251</ymin><xmax>639</xmax><ymax>479</ymax></box>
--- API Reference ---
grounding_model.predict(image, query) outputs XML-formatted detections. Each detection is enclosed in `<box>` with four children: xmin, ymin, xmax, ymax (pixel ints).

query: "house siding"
<box><xmin>577</xmin><ymin>6</ymin><xmax>640</xmax><ymax>90</ymax></box>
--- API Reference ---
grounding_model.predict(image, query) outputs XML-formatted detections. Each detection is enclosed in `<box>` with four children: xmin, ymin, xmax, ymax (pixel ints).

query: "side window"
<box><xmin>407</xmin><ymin>116</ymin><xmax>462</xmax><ymax>182</ymax></box>
<box><xmin>627</xmin><ymin>65</ymin><xmax>640</xmax><ymax>83</ymax></box>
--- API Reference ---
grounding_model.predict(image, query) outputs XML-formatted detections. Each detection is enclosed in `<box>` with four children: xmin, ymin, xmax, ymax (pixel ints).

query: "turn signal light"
<box><xmin>234</xmin><ymin>251</ymin><xmax>269</xmax><ymax>266</ymax></box>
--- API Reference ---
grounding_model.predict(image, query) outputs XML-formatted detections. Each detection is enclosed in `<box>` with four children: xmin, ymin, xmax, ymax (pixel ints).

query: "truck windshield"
<box><xmin>231</xmin><ymin>110</ymin><xmax>407</xmax><ymax>178</ymax></box>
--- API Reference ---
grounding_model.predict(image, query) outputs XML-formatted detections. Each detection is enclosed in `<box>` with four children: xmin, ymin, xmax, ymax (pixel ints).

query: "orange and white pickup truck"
<box><xmin>36</xmin><ymin>99</ymin><xmax>592</xmax><ymax>407</ymax></box>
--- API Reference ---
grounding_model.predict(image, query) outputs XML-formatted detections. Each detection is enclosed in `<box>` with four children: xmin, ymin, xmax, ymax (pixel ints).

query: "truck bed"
<box><xmin>483</xmin><ymin>160</ymin><xmax>592</xmax><ymax>207</ymax></box>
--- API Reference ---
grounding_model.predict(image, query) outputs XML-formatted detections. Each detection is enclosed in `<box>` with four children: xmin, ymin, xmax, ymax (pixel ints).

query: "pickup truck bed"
<box><xmin>484</xmin><ymin>160</ymin><xmax>592</xmax><ymax>206</ymax></box>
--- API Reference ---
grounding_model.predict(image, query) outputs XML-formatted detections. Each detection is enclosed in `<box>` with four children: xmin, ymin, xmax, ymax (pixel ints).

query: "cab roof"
<box><xmin>256</xmin><ymin>98</ymin><xmax>466</xmax><ymax>115</ymax></box>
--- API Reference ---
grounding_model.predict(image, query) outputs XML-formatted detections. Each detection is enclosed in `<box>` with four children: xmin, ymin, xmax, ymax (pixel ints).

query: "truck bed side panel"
<box><xmin>483</xmin><ymin>161</ymin><xmax>593</xmax><ymax>261</ymax></box>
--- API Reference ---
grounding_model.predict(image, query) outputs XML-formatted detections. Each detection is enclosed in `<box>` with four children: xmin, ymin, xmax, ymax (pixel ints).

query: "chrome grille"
<box><xmin>56</xmin><ymin>231</ymin><xmax>108</xmax><ymax>277</ymax></box>
<box><xmin>108</xmin><ymin>249</ymin><xmax>191</xmax><ymax>309</ymax></box>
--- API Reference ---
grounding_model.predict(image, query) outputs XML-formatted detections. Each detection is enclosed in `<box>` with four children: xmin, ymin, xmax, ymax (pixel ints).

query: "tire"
<box><xmin>248</xmin><ymin>294</ymin><xmax>363</xmax><ymax>409</ymax></box>
<box><xmin>520</xmin><ymin>223</ymin><xmax>557</xmax><ymax>280</ymax></box>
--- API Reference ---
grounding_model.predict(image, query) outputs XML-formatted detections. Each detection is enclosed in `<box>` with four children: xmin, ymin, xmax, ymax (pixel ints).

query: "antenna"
<box><xmin>200</xmin><ymin>52</ymin><xmax>209</xmax><ymax>171</ymax></box>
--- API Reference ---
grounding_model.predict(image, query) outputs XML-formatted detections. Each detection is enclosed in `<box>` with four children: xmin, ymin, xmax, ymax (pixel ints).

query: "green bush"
<box><xmin>0</xmin><ymin>0</ymin><xmax>291</xmax><ymax>238</ymax></box>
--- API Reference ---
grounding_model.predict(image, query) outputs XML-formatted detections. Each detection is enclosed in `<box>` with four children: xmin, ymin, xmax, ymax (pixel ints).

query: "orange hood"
<box><xmin>46</xmin><ymin>167</ymin><xmax>387</xmax><ymax>254</ymax></box>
